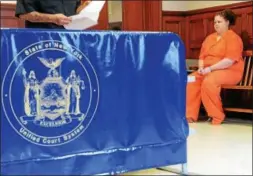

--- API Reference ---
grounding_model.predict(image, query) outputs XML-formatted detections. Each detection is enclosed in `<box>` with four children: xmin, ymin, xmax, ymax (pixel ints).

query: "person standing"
<box><xmin>15</xmin><ymin>0</ymin><xmax>91</xmax><ymax>29</ymax></box>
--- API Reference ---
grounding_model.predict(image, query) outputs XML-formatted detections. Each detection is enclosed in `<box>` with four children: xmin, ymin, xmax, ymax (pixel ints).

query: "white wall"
<box><xmin>162</xmin><ymin>1</ymin><xmax>188</xmax><ymax>11</ymax></box>
<box><xmin>108</xmin><ymin>1</ymin><xmax>122</xmax><ymax>23</ymax></box>
<box><xmin>162</xmin><ymin>0</ymin><xmax>248</xmax><ymax>11</ymax></box>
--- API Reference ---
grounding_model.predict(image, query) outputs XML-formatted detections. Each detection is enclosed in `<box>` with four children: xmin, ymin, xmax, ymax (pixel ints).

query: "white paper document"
<box><xmin>187</xmin><ymin>75</ymin><xmax>196</xmax><ymax>83</ymax></box>
<box><xmin>64</xmin><ymin>0</ymin><xmax>105</xmax><ymax>30</ymax></box>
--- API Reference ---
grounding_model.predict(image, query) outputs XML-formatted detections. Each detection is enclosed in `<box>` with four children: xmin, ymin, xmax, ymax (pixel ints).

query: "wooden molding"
<box><xmin>0</xmin><ymin>3</ymin><xmax>24</xmax><ymax>28</ymax></box>
<box><xmin>0</xmin><ymin>3</ymin><xmax>16</xmax><ymax>17</ymax></box>
<box><xmin>0</xmin><ymin>3</ymin><xmax>16</xmax><ymax>10</ymax></box>
<box><xmin>162</xmin><ymin>11</ymin><xmax>186</xmax><ymax>17</ymax></box>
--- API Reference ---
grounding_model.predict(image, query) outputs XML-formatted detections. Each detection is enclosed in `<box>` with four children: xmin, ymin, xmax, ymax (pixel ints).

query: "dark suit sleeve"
<box><xmin>76</xmin><ymin>0</ymin><xmax>81</xmax><ymax>7</ymax></box>
<box><xmin>15</xmin><ymin>0</ymin><xmax>38</xmax><ymax>17</ymax></box>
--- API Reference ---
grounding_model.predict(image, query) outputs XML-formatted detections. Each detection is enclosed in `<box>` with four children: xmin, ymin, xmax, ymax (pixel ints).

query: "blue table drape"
<box><xmin>1</xmin><ymin>29</ymin><xmax>189</xmax><ymax>175</ymax></box>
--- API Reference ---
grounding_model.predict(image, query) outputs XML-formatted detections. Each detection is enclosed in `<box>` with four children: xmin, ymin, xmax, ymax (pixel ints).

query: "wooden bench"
<box><xmin>222</xmin><ymin>50</ymin><xmax>253</xmax><ymax>113</ymax></box>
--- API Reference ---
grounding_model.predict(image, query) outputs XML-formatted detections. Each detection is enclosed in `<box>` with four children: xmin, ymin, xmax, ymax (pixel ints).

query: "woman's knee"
<box><xmin>201</xmin><ymin>76</ymin><xmax>220</xmax><ymax>91</ymax></box>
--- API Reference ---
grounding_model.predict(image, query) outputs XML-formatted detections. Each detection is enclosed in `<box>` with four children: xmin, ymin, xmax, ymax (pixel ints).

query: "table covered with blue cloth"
<box><xmin>1</xmin><ymin>28</ymin><xmax>189</xmax><ymax>175</ymax></box>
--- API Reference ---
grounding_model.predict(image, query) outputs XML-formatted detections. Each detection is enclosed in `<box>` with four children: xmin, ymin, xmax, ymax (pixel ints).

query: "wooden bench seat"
<box><xmin>222</xmin><ymin>50</ymin><xmax>253</xmax><ymax>113</ymax></box>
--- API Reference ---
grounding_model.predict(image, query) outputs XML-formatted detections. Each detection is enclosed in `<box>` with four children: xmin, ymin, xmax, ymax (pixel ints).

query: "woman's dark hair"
<box><xmin>216</xmin><ymin>9</ymin><xmax>237</xmax><ymax>26</ymax></box>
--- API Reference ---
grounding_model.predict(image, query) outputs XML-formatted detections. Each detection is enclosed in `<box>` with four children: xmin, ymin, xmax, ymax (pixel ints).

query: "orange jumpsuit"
<box><xmin>186</xmin><ymin>29</ymin><xmax>244</xmax><ymax>125</ymax></box>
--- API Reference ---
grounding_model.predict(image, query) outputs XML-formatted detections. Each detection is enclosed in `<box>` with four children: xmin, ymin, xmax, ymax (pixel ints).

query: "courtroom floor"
<box><xmin>123</xmin><ymin>120</ymin><xmax>252</xmax><ymax>175</ymax></box>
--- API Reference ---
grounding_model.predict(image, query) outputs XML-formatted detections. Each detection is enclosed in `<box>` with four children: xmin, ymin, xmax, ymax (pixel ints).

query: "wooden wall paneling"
<box><xmin>122</xmin><ymin>1</ymin><xmax>144</xmax><ymax>31</ymax></box>
<box><xmin>241</xmin><ymin>7</ymin><xmax>252</xmax><ymax>49</ymax></box>
<box><xmin>162</xmin><ymin>11</ymin><xmax>187</xmax><ymax>56</ymax></box>
<box><xmin>122</xmin><ymin>0</ymin><xmax>162</xmax><ymax>31</ymax></box>
<box><xmin>0</xmin><ymin>3</ymin><xmax>25</xmax><ymax>28</ymax></box>
<box><xmin>246</xmin><ymin>11</ymin><xmax>252</xmax><ymax>40</ymax></box>
<box><xmin>162</xmin><ymin>16</ymin><xmax>185</xmax><ymax>41</ymax></box>
<box><xmin>205</xmin><ymin>13</ymin><xmax>215</xmax><ymax>36</ymax></box>
<box><xmin>188</xmin><ymin>15</ymin><xmax>206</xmax><ymax>59</ymax></box>
<box><xmin>188</xmin><ymin>15</ymin><xmax>206</xmax><ymax>44</ymax></box>
<box><xmin>185</xmin><ymin>16</ymin><xmax>190</xmax><ymax>58</ymax></box>
<box><xmin>143</xmin><ymin>0</ymin><xmax>162</xmax><ymax>31</ymax></box>
<box><xmin>163</xmin><ymin>1</ymin><xmax>253</xmax><ymax>59</ymax></box>
<box><xmin>1</xmin><ymin>18</ymin><xmax>21</xmax><ymax>28</ymax></box>
<box><xmin>229</xmin><ymin>8</ymin><xmax>244</xmax><ymax>36</ymax></box>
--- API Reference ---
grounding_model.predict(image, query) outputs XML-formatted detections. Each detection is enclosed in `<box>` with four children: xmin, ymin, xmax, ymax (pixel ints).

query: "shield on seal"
<box><xmin>39</xmin><ymin>75</ymin><xmax>67</xmax><ymax>120</ymax></box>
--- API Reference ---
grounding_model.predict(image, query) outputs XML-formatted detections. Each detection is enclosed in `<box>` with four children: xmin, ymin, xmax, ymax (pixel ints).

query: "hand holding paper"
<box><xmin>64</xmin><ymin>0</ymin><xmax>105</xmax><ymax>30</ymax></box>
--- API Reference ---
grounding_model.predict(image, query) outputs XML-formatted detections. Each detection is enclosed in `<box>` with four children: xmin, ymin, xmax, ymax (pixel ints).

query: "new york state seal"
<box><xmin>2</xmin><ymin>40</ymin><xmax>99</xmax><ymax>146</ymax></box>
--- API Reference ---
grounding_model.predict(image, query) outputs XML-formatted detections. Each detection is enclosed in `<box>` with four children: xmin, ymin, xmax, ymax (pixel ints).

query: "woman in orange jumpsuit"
<box><xmin>186</xmin><ymin>9</ymin><xmax>244</xmax><ymax>125</ymax></box>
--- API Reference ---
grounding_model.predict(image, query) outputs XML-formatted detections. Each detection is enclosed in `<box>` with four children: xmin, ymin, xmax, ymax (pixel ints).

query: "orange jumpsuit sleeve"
<box><xmin>224</xmin><ymin>35</ymin><xmax>243</xmax><ymax>62</ymax></box>
<box><xmin>199</xmin><ymin>36</ymin><xmax>209</xmax><ymax>60</ymax></box>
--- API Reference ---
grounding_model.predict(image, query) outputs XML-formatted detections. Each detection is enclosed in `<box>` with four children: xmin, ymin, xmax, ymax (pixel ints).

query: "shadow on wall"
<box><xmin>110</xmin><ymin>26</ymin><xmax>121</xmax><ymax>31</ymax></box>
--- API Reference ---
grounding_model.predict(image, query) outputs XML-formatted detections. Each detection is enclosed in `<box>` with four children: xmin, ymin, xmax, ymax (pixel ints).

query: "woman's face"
<box><xmin>214</xmin><ymin>15</ymin><xmax>229</xmax><ymax>34</ymax></box>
